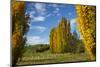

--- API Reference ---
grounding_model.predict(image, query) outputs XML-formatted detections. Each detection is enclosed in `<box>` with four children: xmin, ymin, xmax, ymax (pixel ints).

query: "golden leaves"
<box><xmin>50</xmin><ymin>17</ymin><xmax>71</xmax><ymax>53</ymax></box>
<box><xmin>76</xmin><ymin>5</ymin><xmax>96</xmax><ymax>60</ymax></box>
<box><xmin>12</xmin><ymin>32</ymin><xmax>23</xmax><ymax>48</ymax></box>
<box><xmin>12</xmin><ymin>1</ymin><xmax>25</xmax><ymax>17</ymax></box>
<box><xmin>12</xmin><ymin>0</ymin><xmax>29</xmax><ymax>64</ymax></box>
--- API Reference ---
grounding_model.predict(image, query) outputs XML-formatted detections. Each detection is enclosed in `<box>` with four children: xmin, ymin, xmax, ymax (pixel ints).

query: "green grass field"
<box><xmin>17</xmin><ymin>49</ymin><xmax>92</xmax><ymax>65</ymax></box>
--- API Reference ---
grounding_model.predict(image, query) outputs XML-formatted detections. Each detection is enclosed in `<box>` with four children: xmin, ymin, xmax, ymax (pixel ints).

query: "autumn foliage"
<box><xmin>76</xmin><ymin>5</ymin><xmax>96</xmax><ymax>60</ymax></box>
<box><xmin>12</xmin><ymin>0</ymin><xmax>29</xmax><ymax>66</ymax></box>
<box><xmin>50</xmin><ymin>17</ymin><xmax>72</xmax><ymax>53</ymax></box>
<box><xmin>11</xmin><ymin>1</ymin><xmax>96</xmax><ymax>65</ymax></box>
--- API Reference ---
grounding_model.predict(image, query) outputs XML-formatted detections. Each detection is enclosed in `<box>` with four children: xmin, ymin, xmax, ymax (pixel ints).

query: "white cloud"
<box><xmin>49</xmin><ymin>4</ymin><xmax>66</xmax><ymax>8</ymax></box>
<box><xmin>46</xmin><ymin>13</ymin><xmax>52</xmax><ymax>17</ymax></box>
<box><xmin>46</xmin><ymin>7</ymin><xmax>60</xmax><ymax>17</ymax></box>
<box><xmin>56</xmin><ymin>8</ymin><xmax>60</xmax><ymax>11</ymax></box>
<box><xmin>27</xmin><ymin>3</ymin><xmax>47</xmax><ymax>23</ymax></box>
<box><xmin>29</xmin><ymin>11</ymin><xmax>35</xmax><ymax>18</ymax></box>
<box><xmin>27</xmin><ymin>36</ymin><xmax>49</xmax><ymax>45</ymax></box>
<box><xmin>30</xmin><ymin>26</ymin><xmax>47</xmax><ymax>32</ymax></box>
<box><xmin>31</xmin><ymin>16</ymin><xmax>45</xmax><ymax>22</ymax></box>
<box><xmin>34</xmin><ymin>16</ymin><xmax>45</xmax><ymax>21</ymax></box>
<box><xmin>52</xmin><ymin>4</ymin><xmax>58</xmax><ymax>7</ymax></box>
<box><xmin>27</xmin><ymin>36</ymin><xmax>41</xmax><ymax>45</ymax></box>
<box><xmin>35</xmin><ymin>3</ymin><xmax>46</xmax><ymax>12</ymax></box>
<box><xmin>29</xmin><ymin>3</ymin><xmax>47</xmax><ymax>22</ymax></box>
<box><xmin>70</xmin><ymin>18</ymin><xmax>77</xmax><ymax>33</ymax></box>
<box><xmin>70</xmin><ymin>18</ymin><xmax>82</xmax><ymax>39</ymax></box>
<box><xmin>53</xmin><ymin>11</ymin><xmax>57</xmax><ymax>14</ymax></box>
<box><xmin>34</xmin><ymin>3</ymin><xmax>46</xmax><ymax>15</ymax></box>
<box><xmin>53</xmin><ymin>8</ymin><xmax>59</xmax><ymax>14</ymax></box>
<box><xmin>51</xmin><ymin>7</ymin><xmax>61</xmax><ymax>17</ymax></box>
<box><xmin>68</xmin><ymin>12</ymin><xmax>72</xmax><ymax>16</ymax></box>
<box><xmin>48</xmin><ymin>4</ymin><xmax>60</xmax><ymax>15</ymax></box>
<box><xmin>70</xmin><ymin>18</ymin><xmax>77</xmax><ymax>24</ymax></box>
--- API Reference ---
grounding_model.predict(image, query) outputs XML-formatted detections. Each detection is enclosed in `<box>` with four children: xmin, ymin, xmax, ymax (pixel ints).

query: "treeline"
<box><xmin>12</xmin><ymin>0</ymin><xmax>29</xmax><ymax>66</ymax></box>
<box><xmin>76</xmin><ymin>5</ymin><xmax>96</xmax><ymax>60</ymax></box>
<box><xmin>50</xmin><ymin>17</ymin><xmax>85</xmax><ymax>53</ymax></box>
<box><xmin>24</xmin><ymin>44</ymin><xmax>50</xmax><ymax>53</ymax></box>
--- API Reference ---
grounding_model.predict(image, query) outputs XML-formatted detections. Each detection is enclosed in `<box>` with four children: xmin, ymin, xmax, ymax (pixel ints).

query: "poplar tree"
<box><xmin>76</xmin><ymin>5</ymin><xmax>96</xmax><ymax>60</ymax></box>
<box><xmin>12</xmin><ymin>0</ymin><xmax>29</xmax><ymax>65</ymax></box>
<box><xmin>50</xmin><ymin>17</ymin><xmax>71</xmax><ymax>53</ymax></box>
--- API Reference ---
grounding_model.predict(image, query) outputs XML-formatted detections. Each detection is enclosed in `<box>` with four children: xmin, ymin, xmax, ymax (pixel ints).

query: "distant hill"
<box><xmin>24</xmin><ymin>44</ymin><xmax>50</xmax><ymax>53</ymax></box>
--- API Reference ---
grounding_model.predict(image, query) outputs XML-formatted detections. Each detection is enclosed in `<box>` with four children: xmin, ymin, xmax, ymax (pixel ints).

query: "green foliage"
<box><xmin>24</xmin><ymin>44</ymin><xmax>49</xmax><ymax>53</ymax></box>
<box><xmin>35</xmin><ymin>45</ymin><xmax>50</xmax><ymax>52</ymax></box>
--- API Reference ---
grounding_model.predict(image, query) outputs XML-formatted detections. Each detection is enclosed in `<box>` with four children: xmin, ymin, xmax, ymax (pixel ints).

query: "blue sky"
<box><xmin>25</xmin><ymin>2</ymin><xmax>80</xmax><ymax>45</ymax></box>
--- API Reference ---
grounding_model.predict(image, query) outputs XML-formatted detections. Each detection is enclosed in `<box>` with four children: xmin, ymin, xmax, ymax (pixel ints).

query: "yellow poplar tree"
<box><xmin>12</xmin><ymin>0</ymin><xmax>29</xmax><ymax>65</ymax></box>
<box><xmin>76</xmin><ymin>5</ymin><xmax>96</xmax><ymax>60</ymax></box>
<box><xmin>50</xmin><ymin>17</ymin><xmax>71</xmax><ymax>53</ymax></box>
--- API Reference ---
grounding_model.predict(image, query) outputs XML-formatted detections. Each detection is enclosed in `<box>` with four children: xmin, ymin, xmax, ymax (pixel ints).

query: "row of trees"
<box><xmin>50</xmin><ymin>5</ymin><xmax>96</xmax><ymax>61</ymax></box>
<box><xmin>50</xmin><ymin>17</ymin><xmax>71</xmax><ymax>53</ymax></box>
<box><xmin>50</xmin><ymin>17</ymin><xmax>84</xmax><ymax>53</ymax></box>
<box><xmin>12</xmin><ymin>0</ymin><xmax>29</xmax><ymax>66</ymax></box>
<box><xmin>76</xmin><ymin>5</ymin><xmax>96</xmax><ymax>60</ymax></box>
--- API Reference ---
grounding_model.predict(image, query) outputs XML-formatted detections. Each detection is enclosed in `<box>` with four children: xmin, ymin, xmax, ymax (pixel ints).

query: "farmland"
<box><xmin>16</xmin><ymin>45</ymin><xmax>93</xmax><ymax>65</ymax></box>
